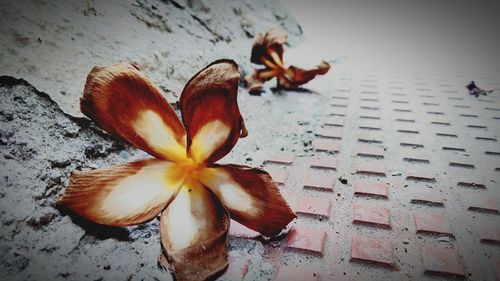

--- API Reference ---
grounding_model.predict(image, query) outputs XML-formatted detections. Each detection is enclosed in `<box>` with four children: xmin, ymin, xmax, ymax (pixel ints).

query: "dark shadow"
<box><xmin>270</xmin><ymin>87</ymin><xmax>318</xmax><ymax>95</ymax></box>
<box><xmin>57</xmin><ymin>207</ymin><xmax>130</xmax><ymax>241</ymax></box>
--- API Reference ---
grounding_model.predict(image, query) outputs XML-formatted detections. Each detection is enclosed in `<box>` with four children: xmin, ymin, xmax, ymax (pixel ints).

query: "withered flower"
<box><xmin>57</xmin><ymin>60</ymin><xmax>296</xmax><ymax>281</ymax></box>
<box><xmin>245</xmin><ymin>28</ymin><xmax>331</xmax><ymax>94</ymax></box>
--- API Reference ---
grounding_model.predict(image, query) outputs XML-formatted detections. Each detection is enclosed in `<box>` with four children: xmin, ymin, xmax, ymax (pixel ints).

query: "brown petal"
<box><xmin>250</xmin><ymin>28</ymin><xmax>287</xmax><ymax>67</ymax></box>
<box><xmin>278</xmin><ymin>60</ymin><xmax>331</xmax><ymax>89</ymax></box>
<box><xmin>180</xmin><ymin>59</ymin><xmax>247</xmax><ymax>164</ymax></box>
<box><xmin>57</xmin><ymin>159</ymin><xmax>184</xmax><ymax>226</ymax></box>
<box><xmin>160</xmin><ymin>183</ymin><xmax>229</xmax><ymax>281</ymax></box>
<box><xmin>81</xmin><ymin>63</ymin><xmax>187</xmax><ymax>162</ymax></box>
<box><xmin>199</xmin><ymin>164</ymin><xmax>296</xmax><ymax>237</ymax></box>
<box><xmin>244</xmin><ymin>68</ymin><xmax>278</xmax><ymax>95</ymax></box>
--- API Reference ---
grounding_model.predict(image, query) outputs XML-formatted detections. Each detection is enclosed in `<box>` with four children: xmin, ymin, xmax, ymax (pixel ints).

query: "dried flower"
<box><xmin>57</xmin><ymin>60</ymin><xmax>295</xmax><ymax>281</ymax></box>
<box><xmin>245</xmin><ymin>28</ymin><xmax>331</xmax><ymax>94</ymax></box>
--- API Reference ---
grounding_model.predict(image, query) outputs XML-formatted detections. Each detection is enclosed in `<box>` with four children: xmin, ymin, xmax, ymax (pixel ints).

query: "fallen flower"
<box><xmin>466</xmin><ymin>80</ymin><xmax>493</xmax><ymax>97</ymax></box>
<box><xmin>245</xmin><ymin>28</ymin><xmax>331</xmax><ymax>94</ymax></box>
<box><xmin>57</xmin><ymin>60</ymin><xmax>295</xmax><ymax>281</ymax></box>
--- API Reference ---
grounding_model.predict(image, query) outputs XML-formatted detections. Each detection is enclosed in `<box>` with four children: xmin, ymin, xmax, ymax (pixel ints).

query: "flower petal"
<box><xmin>57</xmin><ymin>159</ymin><xmax>184</xmax><ymax>226</ymax></box>
<box><xmin>199</xmin><ymin>164</ymin><xmax>296</xmax><ymax>237</ymax></box>
<box><xmin>160</xmin><ymin>184</ymin><xmax>229</xmax><ymax>281</ymax></box>
<box><xmin>180</xmin><ymin>59</ymin><xmax>247</xmax><ymax>164</ymax></box>
<box><xmin>244</xmin><ymin>68</ymin><xmax>278</xmax><ymax>94</ymax></box>
<box><xmin>250</xmin><ymin>28</ymin><xmax>287</xmax><ymax>67</ymax></box>
<box><xmin>278</xmin><ymin>61</ymin><xmax>331</xmax><ymax>89</ymax></box>
<box><xmin>81</xmin><ymin>63</ymin><xmax>187</xmax><ymax>162</ymax></box>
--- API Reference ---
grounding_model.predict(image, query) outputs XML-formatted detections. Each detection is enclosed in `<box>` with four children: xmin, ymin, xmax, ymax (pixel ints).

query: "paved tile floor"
<box><xmin>221</xmin><ymin>62</ymin><xmax>500</xmax><ymax>280</ymax></box>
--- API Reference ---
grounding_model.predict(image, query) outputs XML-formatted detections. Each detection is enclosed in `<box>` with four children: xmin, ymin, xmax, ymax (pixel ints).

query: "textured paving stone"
<box><xmin>358</xmin><ymin>119</ymin><xmax>382</xmax><ymax>130</ymax></box>
<box><xmin>350</xmin><ymin>236</ymin><xmax>394</xmax><ymax>268</ymax></box>
<box><xmin>356</xmin><ymin>144</ymin><xmax>385</xmax><ymax>158</ymax></box>
<box><xmin>465</xmin><ymin>194</ymin><xmax>499</xmax><ymax>213</ymax></box>
<box><xmin>316</xmin><ymin>127</ymin><xmax>343</xmax><ymax>139</ymax></box>
<box><xmin>221</xmin><ymin>256</ymin><xmax>250</xmax><ymax>281</ymax></box>
<box><xmin>422</xmin><ymin>247</ymin><xmax>465</xmax><ymax>278</ymax></box>
<box><xmin>286</xmin><ymin>227</ymin><xmax>326</xmax><ymax>256</ymax></box>
<box><xmin>353</xmin><ymin>203</ymin><xmax>391</xmax><ymax>228</ymax></box>
<box><xmin>296</xmin><ymin>196</ymin><xmax>331</xmax><ymax>218</ymax></box>
<box><xmin>229</xmin><ymin>220</ymin><xmax>260</xmax><ymax>239</ymax></box>
<box><xmin>414</xmin><ymin>211</ymin><xmax>453</xmax><ymax>236</ymax></box>
<box><xmin>456</xmin><ymin>181</ymin><xmax>487</xmax><ymax>189</ymax></box>
<box><xmin>410</xmin><ymin>188</ymin><xmax>444</xmax><ymax>206</ymax></box>
<box><xmin>354</xmin><ymin>180</ymin><xmax>388</xmax><ymax>198</ymax></box>
<box><xmin>402</xmin><ymin>152</ymin><xmax>430</xmax><ymax>164</ymax></box>
<box><xmin>326</xmin><ymin>108</ymin><xmax>347</xmax><ymax>116</ymax></box>
<box><xmin>309</xmin><ymin>155</ymin><xmax>337</xmax><ymax>170</ymax></box>
<box><xmin>406</xmin><ymin>169</ymin><xmax>436</xmax><ymax>182</ymax></box>
<box><xmin>265</xmin><ymin>166</ymin><xmax>288</xmax><ymax>185</ymax></box>
<box><xmin>359</xmin><ymin>112</ymin><xmax>380</xmax><ymax>120</ymax></box>
<box><xmin>356</xmin><ymin>161</ymin><xmax>386</xmax><ymax>176</ymax></box>
<box><xmin>358</xmin><ymin>132</ymin><xmax>383</xmax><ymax>144</ymax></box>
<box><xmin>480</xmin><ymin>224</ymin><xmax>500</xmax><ymax>244</ymax></box>
<box><xmin>273</xmin><ymin>265</ymin><xmax>320</xmax><ymax>281</ymax></box>
<box><xmin>323</xmin><ymin>116</ymin><xmax>344</xmax><ymax>127</ymax></box>
<box><xmin>399</xmin><ymin>137</ymin><xmax>424</xmax><ymax>148</ymax></box>
<box><xmin>264</xmin><ymin>153</ymin><xmax>295</xmax><ymax>165</ymax></box>
<box><xmin>492</xmin><ymin>256</ymin><xmax>500</xmax><ymax>281</ymax></box>
<box><xmin>303</xmin><ymin>171</ymin><xmax>335</xmax><ymax>192</ymax></box>
<box><xmin>312</xmin><ymin>138</ymin><xmax>341</xmax><ymax>152</ymax></box>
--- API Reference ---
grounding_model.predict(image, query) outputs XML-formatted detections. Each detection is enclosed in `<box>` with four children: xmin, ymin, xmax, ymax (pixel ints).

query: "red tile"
<box><xmin>355</xmin><ymin>161</ymin><xmax>386</xmax><ymax>176</ymax></box>
<box><xmin>273</xmin><ymin>265</ymin><xmax>320</xmax><ymax>281</ymax></box>
<box><xmin>353</xmin><ymin>203</ymin><xmax>391</xmax><ymax>228</ymax></box>
<box><xmin>264</xmin><ymin>153</ymin><xmax>295</xmax><ymax>165</ymax></box>
<box><xmin>323</xmin><ymin>116</ymin><xmax>344</xmax><ymax>127</ymax></box>
<box><xmin>449</xmin><ymin>161</ymin><xmax>475</xmax><ymax>169</ymax></box>
<box><xmin>465</xmin><ymin>194</ymin><xmax>499</xmax><ymax>213</ymax></box>
<box><xmin>350</xmin><ymin>236</ymin><xmax>394</xmax><ymax>268</ymax></box>
<box><xmin>286</xmin><ymin>226</ymin><xmax>326</xmax><ymax>255</ymax></box>
<box><xmin>296</xmin><ymin>196</ymin><xmax>331</xmax><ymax>218</ymax></box>
<box><xmin>456</xmin><ymin>181</ymin><xmax>487</xmax><ymax>189</ymax></box>
<box><xmin>312</xmin><ymin>138</ymin><xmax>341</xmax><ymax>153</ymax></box>
<box><xmin>265</xmin><ymin>166</ymin><xmax>288</xmax><ymax>185</ymax></box>
<box><xmin>414</xmin><ymin>211</ymin><xmax>453</xmax><ymax>236</ymax></box>
<box><xmin>229</xmin><ymin>220</ymin><xmax>260</xmax><ymax>239</ymax></box>
<box><xmin>480</xmin><ymin>224</ymin><xmax>500</xmax><ymax>244</ymax></box>
<box><xmin>309</xmin><ymin>155</ymin><xmax>337</xmax><ymax>170</ymax></box>
<box><xmin>221</xmin><ymin>255</ymin><xmax>249</xmax><ymax>281</ymax></box>
<box><xmin>422</xmin><ymin>246</ymin><xmax>464</xmax><ymax>278</ymax></box>
<box><xmin>326</xmin><ymin>108</ymin><xmax>347</xmax><ymax>116</ymax></box>
<box><xmin>303</xmin><ymin>172</ymin><xmax>334</xmax><ymax>192</ymax></box>
<box><xmin>492</xmin><ymin>256</ymin><xmax>500</xmax><ymax>281</ymax></box>
<box><xmin>354</xmin><ymin>180</ymin><xmax>388</xmax><ymax>198</ymax></box>
<box><xmin>406</xmin><ymin>169</ymin><xmax>436</xmax><ymax>182</ymax></box>
<box><xmin>359</xmin><ymin>109</ymin><xmax>380</xmax><ymax>116</ymax></box>
<box><xmin>331</xmin><ymin>102</ymin><xmax>348</xmax><ymax>107</ymax></box>
<box><xmin>356</xmin><ymin>145</ymin><xmax>385</xmax><ymax>158</ymax></box>
<box><xmin>358</xmin><ymin>132</ymin><xmax>383</xmax><ymax>143</ymax></box>
<box><xmin>402</xmin><ymin>151</ymin><xmax>430</xmax><ymax>163</ymax></box>
<box><xmin>399</xmin><ymin>137</ymin><xmax>424</xmax><ymax>148</ymax></box>
<box><xmin>315</xmin><ymin>127</ymin><xmax>342</xmax><ymax>139</ymax></box>
<box><xmin>410</xmin><ymin>189</ymin><xmax>444</xmax><ymax>206</ymax></box>
<box><xmin>358</xmin><ymin>119</ymin><xmax>382</xmax><ymax>130</ymax></box>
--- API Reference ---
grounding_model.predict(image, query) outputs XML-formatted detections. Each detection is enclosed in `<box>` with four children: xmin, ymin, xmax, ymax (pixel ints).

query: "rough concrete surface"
<box><xmin>0</xmin><ymin>1</ymin><xmax>323</xmax><ymax>280</ymax></box>
<box><xmin>0</xmin><ymin>0</ymin><xmax>303</xmax><ymax>117</ymax></box>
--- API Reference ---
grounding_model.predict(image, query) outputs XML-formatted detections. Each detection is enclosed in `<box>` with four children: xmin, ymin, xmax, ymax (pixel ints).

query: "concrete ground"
<box><xmin>1</xmin><ymin>0</ymin><xmax>499</xmax><ymax>280</ymax></box>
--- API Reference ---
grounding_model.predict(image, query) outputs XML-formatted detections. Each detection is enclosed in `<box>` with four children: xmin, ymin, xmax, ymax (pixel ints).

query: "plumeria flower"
<box><xmin>57</xmin><ymin>60</ymin><xmax>296</xmax><ymax>281</ymax></box>
<box><xmin>245</xmin><ymin>28</ymin><xmax>331</xmax><ymax>94</ymax></box>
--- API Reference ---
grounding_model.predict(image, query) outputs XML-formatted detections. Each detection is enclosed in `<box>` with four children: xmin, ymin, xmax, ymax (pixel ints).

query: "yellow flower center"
<box><xmin>173</xmin><ymin>157</ymin><xmax>206</xmax><ymax>191</ymax></box>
